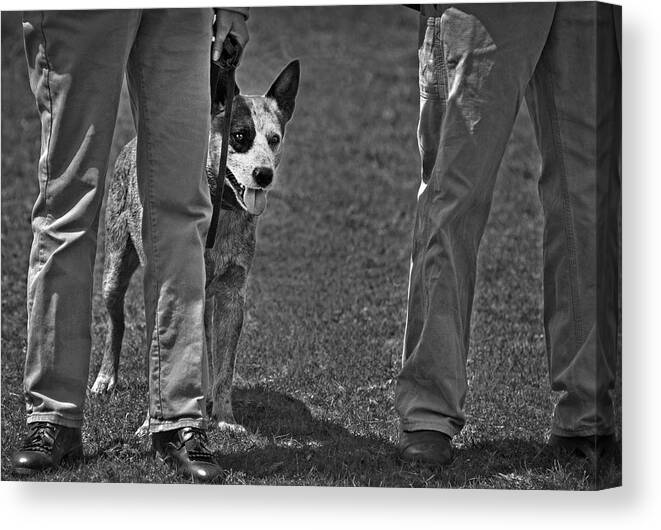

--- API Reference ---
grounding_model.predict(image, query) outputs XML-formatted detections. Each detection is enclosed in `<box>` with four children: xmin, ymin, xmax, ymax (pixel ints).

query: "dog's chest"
<box><xmin>205</xmin><ymin>209</ymin><xmax>257</xmax><ymax>287</ymax></box>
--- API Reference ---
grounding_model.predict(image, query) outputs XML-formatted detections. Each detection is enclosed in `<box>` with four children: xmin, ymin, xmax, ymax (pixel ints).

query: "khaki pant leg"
<box><xmin>396</xmin><ymin>5</ymin><xmax>556</xmax><ymax>436</ymax></box>
<box><xmin>526</xmin><ymin>2</ymin><xmax>620</xmax><ymax>436</ymax></box>
<box><xmin>23</xmin><ymin>10</ymin><xmax>140</xmax><ymax>427</ymax></box>
<box><xmin>125</xmin><ymin>9</ymin><xmax>214</xmax><ymax>432</ymax></box>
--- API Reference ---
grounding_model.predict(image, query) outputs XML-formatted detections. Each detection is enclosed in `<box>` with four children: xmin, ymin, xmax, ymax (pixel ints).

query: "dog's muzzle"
<box><xmin>206</xmin><ymin>166</ymin><xmax>268</xmax><ymax>216</ymax></box>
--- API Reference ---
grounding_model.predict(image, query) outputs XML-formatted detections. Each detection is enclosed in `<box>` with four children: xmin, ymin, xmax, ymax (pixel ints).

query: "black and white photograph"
<box><xmin>0</xmin><ymin>0</ymin><xmax>626</xmax><ymax>497</ymax></box>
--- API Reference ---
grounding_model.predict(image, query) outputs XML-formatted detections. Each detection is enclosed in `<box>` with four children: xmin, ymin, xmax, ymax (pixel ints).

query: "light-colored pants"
<box><xmin>396</xmin><ymin>2</ymin><xmax>620</xmax><ymax>438</ymax></box>
<box><xmin>22</xmin><ymin>9</ymin><xmax>214</xmax><ymax>432</ymax></box>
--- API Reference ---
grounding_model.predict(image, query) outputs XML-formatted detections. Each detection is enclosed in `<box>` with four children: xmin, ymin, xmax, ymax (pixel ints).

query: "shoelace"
<box><xmin>179</xmin><ymin>428</ymin><xmax>215</xmax><ymax>463</ymax></box>
<box><xmin>22</xmin><ymin>423</ymin><xmax>57</xmax><ymax>454</ymax></box>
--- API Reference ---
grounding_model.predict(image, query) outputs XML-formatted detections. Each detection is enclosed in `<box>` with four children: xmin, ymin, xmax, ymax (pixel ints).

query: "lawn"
<box><xmin>1</xmin><ymin>6</ymin><xmax>620</xmax><ymax>489</ymax></box>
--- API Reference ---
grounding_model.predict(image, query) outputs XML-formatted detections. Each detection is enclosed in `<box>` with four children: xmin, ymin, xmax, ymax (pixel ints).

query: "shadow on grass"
<box><xmin>214</xmin><ymin>386</ymin><xmax>620</xmax><ymax>489</ymax></box>
<box><xmin>218</xmin><ymin>386</ymin><xmax>396</xmax><ymax>482</ymax></box>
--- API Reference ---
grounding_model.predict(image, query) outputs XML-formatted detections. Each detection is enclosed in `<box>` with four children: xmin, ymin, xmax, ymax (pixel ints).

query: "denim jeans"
<box><xmin>396</xmin><ymin>2</ymin><xmax>621</xmax><ymax>438</ymax></box>
<box><xmin>22</xmin><ymin>9</ymin><xmax>214</xmax><ymax>432</ymax></box>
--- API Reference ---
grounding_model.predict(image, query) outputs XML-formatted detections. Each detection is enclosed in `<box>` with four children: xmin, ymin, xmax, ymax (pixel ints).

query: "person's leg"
<box><xmin>22</xmin><ymin>10</ymin><xmax>139</xmax><ymax>428</ymax></box>
<box><xmin>125</xmin><ymin>8</ymin><xmax>214</xmax><ymax>433</ymax></box>
<box><xmin>396</xmin><ymin>4</ymin><xmax>556</xmax><ymax>440</ymax></box>
<box><xmin>525</xmin><ymin>2</ymin><xmax>620</xmax><ymax>442</ymax></box>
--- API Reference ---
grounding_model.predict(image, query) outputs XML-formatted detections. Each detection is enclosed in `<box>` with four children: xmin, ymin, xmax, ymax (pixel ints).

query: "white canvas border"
<box><xmin>1</xmin><ymin>0</ymin><xmax>658</xmax><ymax>528</ymax></box>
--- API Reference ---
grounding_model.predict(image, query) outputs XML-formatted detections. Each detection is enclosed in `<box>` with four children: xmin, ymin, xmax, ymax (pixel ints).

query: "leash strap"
<box><xmin>206</xmin><ymin>35</ymin><xmax>242</xmax><ymax>249</ymax></box>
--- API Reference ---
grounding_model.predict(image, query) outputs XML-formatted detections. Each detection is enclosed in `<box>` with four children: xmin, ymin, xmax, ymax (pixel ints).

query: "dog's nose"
<box><xmin>253</xmin><ymin>167</ymin><xmax>273</xmax><ymax>188</ymax></box>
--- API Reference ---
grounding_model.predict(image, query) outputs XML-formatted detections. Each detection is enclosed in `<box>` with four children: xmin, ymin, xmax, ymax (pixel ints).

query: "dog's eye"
<box><xmin>268</xmin><ymin>135</ymin><xmax>281</xmax><ymax>147</ymax></box>
<box><xmin>232</xmin><ymin>132</ymin><xmax>246</xmax><ymax>143</ymax></box>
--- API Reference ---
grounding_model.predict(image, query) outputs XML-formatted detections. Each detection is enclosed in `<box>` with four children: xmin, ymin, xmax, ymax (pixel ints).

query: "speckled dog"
<box><xmin>91</xmin><ymin>60</ymin><xmax>300</xmax><ymax>432</ymax></box>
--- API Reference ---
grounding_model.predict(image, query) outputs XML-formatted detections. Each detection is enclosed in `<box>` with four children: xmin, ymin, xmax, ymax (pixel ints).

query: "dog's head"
<box><xmin>208</xmin><ymin>60</ymin><xmax>300</xmax><ymax>216</ymax></box>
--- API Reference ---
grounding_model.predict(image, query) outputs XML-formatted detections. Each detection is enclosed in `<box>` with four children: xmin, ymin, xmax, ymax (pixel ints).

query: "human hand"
<box><xmin>213</xmin><ymin>9</ymin><xmax>249</xmax><ymax>64</ymax></box>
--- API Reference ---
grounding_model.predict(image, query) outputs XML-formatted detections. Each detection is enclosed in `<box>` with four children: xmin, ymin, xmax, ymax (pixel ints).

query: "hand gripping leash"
<box><xmin>206</xmin><ymin>34</ymin><xmax>242</xmax><ymax>249</ymax></box>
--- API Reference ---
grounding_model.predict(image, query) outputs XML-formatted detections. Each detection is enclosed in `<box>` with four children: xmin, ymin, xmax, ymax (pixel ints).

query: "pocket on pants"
<box><xmin>440</xmin><ymin>7</ymin><xmax>496</xmax><ymax>132</ymax></box>
<box><xmin>418</xmin><ymin>18</ymin><xmax>446</xmax><ymax>101</ymax></box>
<box><xmin>418</xmin><ymin>18</ymin><xmax>447</xmax><ymax>183</ymax></box>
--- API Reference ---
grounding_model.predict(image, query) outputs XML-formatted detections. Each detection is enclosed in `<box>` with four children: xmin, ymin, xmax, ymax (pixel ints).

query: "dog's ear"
<box><xmin>265</xmin><ymin>59</ymin><xmax>300</xmax><ymax>124</ymax></box>
<box><xmin>211</xmin><ymin>62</ymin><xmax>241</xmax><ymax>115</ymax></box>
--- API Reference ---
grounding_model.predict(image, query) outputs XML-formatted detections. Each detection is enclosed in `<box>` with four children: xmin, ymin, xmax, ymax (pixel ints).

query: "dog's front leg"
<box><xmin>91</xmin><ymin>239</ymin><xmax>139</xmax><ymax>395</ymax></box>
<box><xmin>210</xmin><ymin>265</ymin><xmax>247</xmax><ymax>430</ymax></box>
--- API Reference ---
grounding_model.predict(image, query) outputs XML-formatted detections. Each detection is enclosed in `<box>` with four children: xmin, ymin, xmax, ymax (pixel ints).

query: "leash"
<box><xmin>206</xmin><ymin>34</ymin><xmax>242</xmax><ymax>249</ymax></box>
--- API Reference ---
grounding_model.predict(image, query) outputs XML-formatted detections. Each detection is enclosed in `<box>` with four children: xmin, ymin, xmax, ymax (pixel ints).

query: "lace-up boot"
<box><xmin>152</xmin><ymin>427</ymin><xmax>222</xmax><ymax>483</ymax></box>
<box><xmin>12</xmin><ymin>422</ymin><xmax>83</xmax><ymax>475</ymax></box>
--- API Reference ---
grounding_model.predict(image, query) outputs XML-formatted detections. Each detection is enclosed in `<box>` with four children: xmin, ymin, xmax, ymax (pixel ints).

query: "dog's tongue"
<box><xmin>244</xmin><ymin>188</ymin><xmax>267</xmax><ymax>215</ymax></box>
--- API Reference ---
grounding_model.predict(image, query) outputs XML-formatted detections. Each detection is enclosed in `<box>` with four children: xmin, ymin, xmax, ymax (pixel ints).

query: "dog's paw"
<box><xmin>134</xmin><ymin>418</ymin><xmax>150</xmax><ymax>438</ymax></box>
<box><xmin>90</xmin><ymin>372</ymin><xmax>117</xmax><ymax>395</ymax></box>
<box><xmin>216</xmin><ymin>421</ymin><xmax>247</xmax><ymax>434</ymax></box>
<box><xmin>211</xmin><ymin>403</ymin><xmax>246</xmax><ymax>433</ymax></box>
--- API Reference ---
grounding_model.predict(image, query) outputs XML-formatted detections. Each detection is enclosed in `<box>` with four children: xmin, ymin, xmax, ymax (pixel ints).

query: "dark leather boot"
<box><xmin>548</xmin><ymin>433</ymin><xmax>617</xmax><ymax>465</ymax></box>
<box><xmin>12</xmin><ymin>422</ymin><xmax>83</xmax><ymax>475</ymax></box>
<box><xmin>399</xmin><ymin>429</ymin><xmax>453</xmax><ymax>466</ymax></box>
<box><xmin>152</xmin><ymin>427</ymin><xmax>222</xmax><ymax>483</ymax></box>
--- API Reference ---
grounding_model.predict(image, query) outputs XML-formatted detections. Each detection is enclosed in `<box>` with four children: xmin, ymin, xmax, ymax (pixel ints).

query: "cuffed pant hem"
<box><xmin>148</xmin><ymin>418</ymin><xmax>207</xmax><ymax>434</ymax></box>
<box><xmin>399</xmin><ymin>419</ymin><xmax>458</xmax><ymax>438</ymax></box>
<box><xmin>551</xmin><ymin>425</ymin><xmax>615</xmax><ymax>438</ymax></box>
<box><xmin>27</xmin><ymin>412</ymin><xmax>83</xmax><ymax>429</ymax></box>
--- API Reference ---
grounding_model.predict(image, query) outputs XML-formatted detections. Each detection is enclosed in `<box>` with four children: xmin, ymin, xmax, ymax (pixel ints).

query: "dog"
<box><xmin>90</xmin><ymin>60</ymin><xmax>300</xmax><ymax>433</ymax></box>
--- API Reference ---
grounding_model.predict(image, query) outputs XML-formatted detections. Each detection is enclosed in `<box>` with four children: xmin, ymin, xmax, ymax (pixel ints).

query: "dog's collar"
<box><xmin>208</xmin><ymin>167</ymin><xmax>244</xmax><ymax>213</ymax></box>
<box><xmin>220</xmin><ymin>186</ymin><xmax>244</xmax><ymax>212</ymax></box>
<box><xmin>220</xmin><ymin>187</ymin><xmax>243</xmax><ymax>211</ymax></box>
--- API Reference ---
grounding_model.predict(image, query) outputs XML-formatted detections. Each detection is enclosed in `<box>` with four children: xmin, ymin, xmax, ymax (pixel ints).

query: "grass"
<box><xmin>1</xmin><ymin>6</ymin><xmax>620</xmax><ymax>489</ymax></box>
